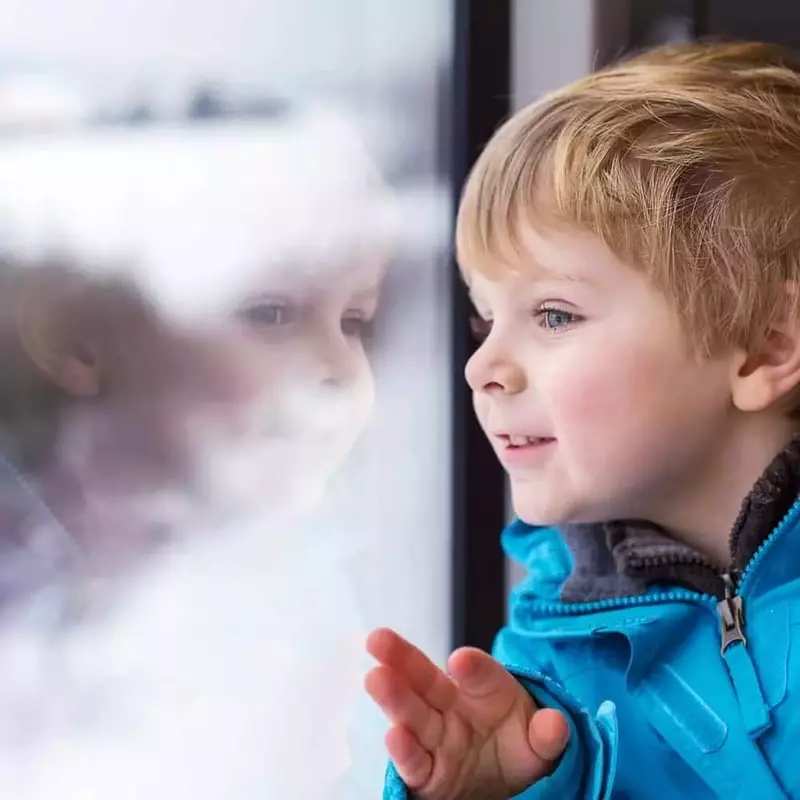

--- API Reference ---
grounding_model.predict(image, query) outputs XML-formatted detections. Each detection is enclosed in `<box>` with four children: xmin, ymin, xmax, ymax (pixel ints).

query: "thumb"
<box><xmin>447</xmin><ymin>647</ymin><xmax>525</xmax><ymax>705</ymax></box>
<box><xmin>528</xmin><ymin>707</ymin><xmax>570</xmax><ymax>763</ymax></box>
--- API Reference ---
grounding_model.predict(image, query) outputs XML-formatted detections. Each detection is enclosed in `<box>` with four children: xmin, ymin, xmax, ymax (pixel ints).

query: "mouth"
<box><xmin>496</xmin><ymin>433</ymin><xmax>556</xmax><ymax>449</ymax></box>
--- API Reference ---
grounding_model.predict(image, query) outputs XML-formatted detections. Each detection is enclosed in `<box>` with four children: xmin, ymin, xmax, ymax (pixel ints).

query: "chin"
<box><xmin>511</xmin><ymin>499</ymin><xmax>567</xmax><ymax>528</ymax></box>
<box><xmin>510</xmin><ymin>487</ymin><xmax>604</xmax><ymax>529</ymax></box>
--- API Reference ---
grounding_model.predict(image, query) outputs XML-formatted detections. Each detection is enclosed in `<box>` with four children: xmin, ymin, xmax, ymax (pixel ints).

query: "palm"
<box><xmin>366</xmin><ymin>629</ymin><xmax>568</xmax><ymax>800</ymax></box>
<box><xmin>424</xmin><ymin>678</ymin><xmax>538</xmax><ymax>798</ymax></box>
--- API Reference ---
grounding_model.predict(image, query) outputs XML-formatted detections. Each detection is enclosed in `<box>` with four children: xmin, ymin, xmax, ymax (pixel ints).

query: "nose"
<box><xmin>464</xmin><ymin>332</ymin><xmax>526</xmax><ymax>396</ymax></box>
<box><xmin>312</xmin><ymin>327</ymin><xmax>364</xmax><ymax>389</ymax></box>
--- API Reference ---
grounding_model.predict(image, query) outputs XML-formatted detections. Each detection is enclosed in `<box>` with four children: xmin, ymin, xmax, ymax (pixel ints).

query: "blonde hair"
<box><xmin>456</xmin><ymin>41</ymin><xmax>800</xmax><ymax>354</ymax></box>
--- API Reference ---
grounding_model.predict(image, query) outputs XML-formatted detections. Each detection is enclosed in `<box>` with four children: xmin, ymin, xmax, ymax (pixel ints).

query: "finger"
<box><xmin>385</xmin><ymin>725</ymin><xmax>434</xmax><ymax>792</ymax></box>
<box><xmin>364</xmin><ymin>665</ymin><xmax>444</xmax><ymax>751</ymax></box>
<box><xmin>447</xmin><ymin>647</ymin><xmax>527</xmax><ymax>708</ymax></box>
<box><xmin>367</xmin><ymin>628</ymin><xmax>457</xmax><ymax>713</ymax></box>
<box><xmin>528</xmin><ymin>708</ymin><xmax>570</xmax><ymax>764</ymax></box>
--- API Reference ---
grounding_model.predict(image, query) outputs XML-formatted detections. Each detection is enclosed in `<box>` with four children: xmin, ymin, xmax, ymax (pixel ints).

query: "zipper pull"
<box><xmin>717</xmin><ymin>572</ymin><xmax>771</xmax><ymax>739</ymax></box>
<box><xmin>718</xmin><ymin>572</ymin><xmax>746</xmax><ymax>653</ymax></box>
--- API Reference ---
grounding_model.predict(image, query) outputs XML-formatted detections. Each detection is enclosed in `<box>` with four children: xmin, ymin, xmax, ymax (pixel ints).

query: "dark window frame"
<box><xmin>449</xmin><ymin>0</ymin><xmax>511</xmax><ymax>653</ymax></box>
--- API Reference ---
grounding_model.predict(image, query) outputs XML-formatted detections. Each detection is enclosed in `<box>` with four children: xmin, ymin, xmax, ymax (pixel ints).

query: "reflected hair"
<box><xmin>0</xmin><ymin>257</ymin><xmax>156</xmax><ymax>472</ymax></box>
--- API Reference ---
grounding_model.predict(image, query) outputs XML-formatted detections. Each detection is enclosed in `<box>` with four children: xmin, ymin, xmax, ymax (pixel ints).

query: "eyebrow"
<box><xmin>524</xmin><ymin>258</ymin><xmax>592</xmax><ymax>283</ymax></box>
<box><xmin>466</xmin><ymin>267</ymin><xmax>591</xmax><ymax>307</ymax></box>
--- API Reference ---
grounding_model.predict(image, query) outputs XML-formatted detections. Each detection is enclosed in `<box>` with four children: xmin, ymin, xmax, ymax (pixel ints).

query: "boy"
<box><xmin>367</xmin><ymin>41</ymin><xmax>800</xmax><ymax>799</ymax></box>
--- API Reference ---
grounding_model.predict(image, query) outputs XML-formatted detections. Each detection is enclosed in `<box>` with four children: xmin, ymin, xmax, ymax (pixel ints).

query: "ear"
<box><xmin>731</xmin><ymin>317</ymin><xmax>800</xmax><ymax>414</ymax></box>
<box><xmin>16</xmin><ymin>267</ymin><xmax>102</xmax><ymax>398</ymax></box>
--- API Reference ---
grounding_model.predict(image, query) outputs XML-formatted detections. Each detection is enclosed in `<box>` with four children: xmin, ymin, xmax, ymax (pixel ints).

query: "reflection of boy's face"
<box><xmin>83</xmin><ymin>256</ymin><xmax>382</xmax><ymax>526</ymax></box>
<box><xmin>178</xmin><ymin>257</ymin><xmax>382</xmax><ymax>518</ymax></box>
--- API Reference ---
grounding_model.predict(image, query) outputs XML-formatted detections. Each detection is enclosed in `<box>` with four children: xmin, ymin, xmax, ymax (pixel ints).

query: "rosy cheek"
<box><xmin>545</xmin><ymin>340</ymin><xmax>670</xmax><ymax>442</ymax></box>
<box><xmin>542</xmin><ymin>346</ymin><xmax>611</xmax><ymax>412</ymax></box>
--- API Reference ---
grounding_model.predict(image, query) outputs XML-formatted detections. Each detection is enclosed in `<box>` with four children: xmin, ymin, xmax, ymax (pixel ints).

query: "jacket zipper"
<box><xmin>715</xmin><ymin>490</ymin><xmax>800</xmax><ymax>650</ymax></box>
<box><xmin>712</xmin><ymin>495</ymin><xmax>800</xmax><ymax>737</ymax></box>
<box><xmin>717</xmin><ymin>569</ymin><xmax>770</xmax><ymax>736</ymax></box>
<box><xmin>717</xmin><ymin>571</ymin><xmax>745</xmax><ymax>652</ymax></box>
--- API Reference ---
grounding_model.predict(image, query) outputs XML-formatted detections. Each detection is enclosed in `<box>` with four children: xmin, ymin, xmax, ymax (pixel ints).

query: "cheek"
<box><xmin>208</xmin><ymin>338</ymin><xmax>287</xmax><ymax>404</ymax></box>
<box><xmin>176</xmin><ymin>326</ymin><xmax>376</xmax><ymax>443</ymax></box>
<box><xmin>544</xmin><ymin>335</ymin><xmax>725</xmax><ymax>473</ymax></box>
<box><xmin>156</xmin><ymin>329</ymin><xmax>281</xmax><ymax>409</ymax></box>
<box><xmin>550</xmin><ymin>342</ymin><xmax>667</xmax><ymax>427</ymax></box>
<box><xmin>98</xmin><ymin>331</ymin><xmax>269</xmax><ymax>456</ymax></box>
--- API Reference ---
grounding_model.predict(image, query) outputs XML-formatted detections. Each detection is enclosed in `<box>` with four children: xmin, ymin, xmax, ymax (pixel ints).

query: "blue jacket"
<box><xmin>383</xmin><ymin>495</ymin><xmax>800</xmax><ymax>799</ymax></box>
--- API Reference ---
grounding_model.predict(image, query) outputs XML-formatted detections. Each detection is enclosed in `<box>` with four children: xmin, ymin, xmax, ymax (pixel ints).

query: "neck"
<box><xmin>648</xmin><ymin>413</ymin><xmax>798</xmax><ymax>567</ymax></box>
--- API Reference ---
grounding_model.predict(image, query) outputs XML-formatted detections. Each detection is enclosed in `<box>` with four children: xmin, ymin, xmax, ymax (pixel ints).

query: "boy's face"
<box><xmin>466</xmin><ymin>223</ymin><xmax>738</xmax><ymax>527</ymax></box>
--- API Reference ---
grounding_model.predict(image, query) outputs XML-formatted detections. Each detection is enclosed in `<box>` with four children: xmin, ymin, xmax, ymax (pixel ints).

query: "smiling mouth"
<box><xmin>498</xmin><ymin>434</ymin><xmax>556</xmax><ymax>448</ymax></box>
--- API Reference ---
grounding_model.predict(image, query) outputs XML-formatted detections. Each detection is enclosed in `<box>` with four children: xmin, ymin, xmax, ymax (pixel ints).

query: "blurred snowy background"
<box><xmin>0</xmin><ymin>0</ymin><xmax>454</xmax><ymax>797</ymax></box>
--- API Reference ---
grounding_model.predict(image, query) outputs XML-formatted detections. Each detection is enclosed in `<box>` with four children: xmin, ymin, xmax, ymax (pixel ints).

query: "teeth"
<box><xmin>505</xmin><ymin>435</ymin><xmax>550</xmax><ymax>447</ymax></box>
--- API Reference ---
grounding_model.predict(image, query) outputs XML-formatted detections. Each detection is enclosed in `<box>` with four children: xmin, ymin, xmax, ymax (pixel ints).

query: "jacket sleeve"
<box><xmin>508</xmin><ymin>667</ymin><xmax>618</xmax><ymax>799</ymax></box>
<box><xmin>380</xmin><ymin>663</ymin><xmax>618</xmax><ymax>800</ymax></box>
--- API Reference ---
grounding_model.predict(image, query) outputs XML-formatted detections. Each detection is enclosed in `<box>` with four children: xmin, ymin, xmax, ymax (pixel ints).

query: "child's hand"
<box><xmin>365</xmin><ymin>628</ymin><xmax>569</xmax><ymax>800</ymax></box>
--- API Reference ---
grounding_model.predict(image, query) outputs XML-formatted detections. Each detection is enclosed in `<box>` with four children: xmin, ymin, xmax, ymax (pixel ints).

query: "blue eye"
<box><xmin>537</xmin><ymin>306</ymin><xmax>581</xmax><ymax>332</ymax></box>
